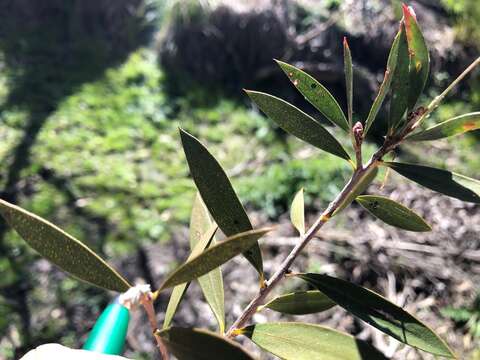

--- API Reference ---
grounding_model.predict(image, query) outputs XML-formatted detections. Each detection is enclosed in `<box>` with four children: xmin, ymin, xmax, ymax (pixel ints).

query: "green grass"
<box><xmin>0</xmin><ymin>49</ymin><xmax>349</xmax><ymax>257</ymax></box>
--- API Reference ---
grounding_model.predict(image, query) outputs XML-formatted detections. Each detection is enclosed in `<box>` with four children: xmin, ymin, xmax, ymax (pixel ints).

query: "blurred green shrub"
<box><xmin>16</xmin><ymin>50</ymin><xmax>348</xmax><ymax>255</ymax></box>
<box><xmin>441</xmin><ymin>0</ymin><xmax>480</xmax><ymax>46</ymax></box>
<box><xmin>442</xmin><ymin>293</ymin><xmax>480</xmax><ymax>340</ymax></box>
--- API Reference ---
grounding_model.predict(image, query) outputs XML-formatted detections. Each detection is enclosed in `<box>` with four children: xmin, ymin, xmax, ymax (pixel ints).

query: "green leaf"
<box><xmin>157</xmin><ymin>327</ymin><xmax>255</xmax><ymax>360</ymax></box>
<box><xmin>403</xmin><ymin>4</ymin><xmax>430</xmax><ymax>110</ymax></box>
<box><xmin>180</xmin><ymin>129</ymin><xmax>263</xmax><ymax>276</ymax></box>
<box><xmin>190</xmin><ymin>193</ymin><xmax>225</xmax><ymax>333</ymax></box>
<box><xmin>407</xmin><ymin>112</ymin><xmax>480</xmax><ymax>141</ymax></box>
<box><xmin>356</xmin><ymin>195</ymin><xmax>431</xmax><ymax>232</ymax></box>
<box><xmin>275</xmin><ymin>60</ymin><xmax>349</xmax><ymax>131</ymax></box>
<box><xmin>364</xmin><ymin>29</ymin><xmax>401</xmax><ymax>134</ymax></box>
<box><xmin>189</xmin><ymin>192</ymin><xmax>215</xmax><ymax>249</ymax></box>
<box><xmin>163</xmin><ymin>282</ymin><xmax>190</xmax><ymax>329</ymax></box>
<box><xmin>246</xmin><ymin>91</ymin><xmax>350</xmax><ymax>161</ymax></box>
<box><xmin>333</xmin><ymin>167</ymin><xmax>378</xmax><ymax>216</ymax></box>
<box><xmin>343</xmin><ymin>37</ymin><xmax>353</xmax><ymax>126</ymax></box>
<box><xmin>163</xmin><ymin>223</ymin><xmax>217</xmax><ymax>329</ymax></box>
<box><xmin>261</xmin><ymin>290</ymin><xmax>335</xmax><ymax>315</ymax></box>
<box><xmin>158</xmin><ymin>228</ymin><xmax>271</xmax><ymax>291</ymax></box>
<box><xmin>242</xmin><ymin>323</ymin><xmax>387</xmax><ymax>360</ymax></box>
<box><xmin>298</xmin><ymin>273</ymin><xmax>455</xmax><ymax>358</ymax></box>
<box><xmin>385</xmin><ymin>162</ymin><xmax>480</xmax><ymax>203</ymax></box>
<box><xmin>389</xmin><ymin>24</ymin><xmax>410</xmax><ymax>131</ymax></box>
<box><xmin>290</xmin><ymin>188</ymin><xmax>305</xmax><ymax>236</ymax></box>
<box><xmin>0</xmin><ymin>199</ymin><xmax>130</xmax><ymax>292</ymax></box>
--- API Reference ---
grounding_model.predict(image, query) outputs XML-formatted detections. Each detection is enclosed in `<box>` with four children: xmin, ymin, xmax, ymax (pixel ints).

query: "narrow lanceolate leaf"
<box><xmin>163</xmin><ymin>282</ymin><xmax>190</xmax><ymax>329</ymax></box>
<box><xmin>0</xmin><ymin>199</ymin><xmax>131</xmax><ymax>292</ymax></box>
<box><xmin>333</xmin><ymin>167</ymin><xmax>378</xmax><ymax>216</ymax></box>
<box><xmin>290</xmin><ymin>188</ymin><xmax>305</xmax><ymax>236</ymax></box>
<box><xmin>343</xmin><ymin>37</ymin><xmax>353</xmax><ymax>126</ymax></box>
<box><xmin>189</xmin><ymin>192</ymin><xmax>214</xmax><ymax>249</ymax></box>
<box><xmin>261</xmin><ymin>290</ymin><xmax>335</xmax><ymax>315</ymax></box>
<box><xmin>163</xmin><ymin>224</ymin><xmax>217</xmax><ymax>329</ymax></box>
<box><xmin>364</xmin><ymin>29</ymin><xmax>401</xmax><ymax>134</ymax></box>
<box><xmin>385</xmin><ymin>162</ymin><xmax>480</xmax><ymax>203</ymax></box>
<box><xmin>298</xmin><ymin>273</ymin><xmax>455</xmax><ymax>358</ymax></box>
<box><xmin>408</xmin><ymin>112</ymin><xmax>480</xmax><ymax>141</ymax></box>
<box><xmin>246</xmin><ymin>91</ymin><xmax>350</xmax><ymax>161</ymax></box>
<box><xmin>158</xmin><ymin>228</ymin><xmax>271</xmax><ymax>291</ymax></box>
<box><xmin>389</xmin><ymin>24</ymin><xmax>410</xmax><ymax>131</ymax></box>
<box><xmin>190</xmin><ymin>193</ymin><xmax>225</xmax><ymax>333</ymax></box>
<box><xmin>356</xmin><ymin>195</ymin><xmax>431</xmax><ymax>232</ymax></box>
<box><xmin>242</xmin><ymin>323</ymin><xmax>388</xmax><ymax>360</ymax></box>
<box><xmin>403</xmin><ymin>4</ymin><xmax>430</xmax><ymax>110</ymax></box>
<box><xmin>157</xmin><ymin>327</ymin><xmax>255</xmax><ymax>360</ymax></box>
<box><xmin>180</xmin><ymin>129</ymin><xmax>263</xmax><ymax>277</ymax></box>
<box><xmin>276</xmin><ymin>60</ymin><xmax>349</xmax><ymax>131</ymax></box>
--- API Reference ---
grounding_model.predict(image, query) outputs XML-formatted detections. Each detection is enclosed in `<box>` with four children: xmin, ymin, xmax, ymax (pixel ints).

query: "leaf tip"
<box><xmin>275</xmin><ymin>59</ymin><xmax>295</xmax><ymax>77</ymax></box>
<box><xmin>178</xmin><ymin>127</ymin><xmax>189</xmax><ymax>137</ymax></box>
<box><xmin>402</xmin><ymin>3</ymin><xmax>416</xmax><ymax>22</ymax></box>
<box><xmin>343</xmin><ymin>36</ymin><xmax>349</xmax><ymax>49</ymax></box>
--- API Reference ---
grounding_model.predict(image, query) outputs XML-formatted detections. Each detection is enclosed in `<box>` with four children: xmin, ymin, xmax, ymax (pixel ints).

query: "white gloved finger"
<box><xmin>20</xmin><ymin>344</ymin><xmax>131</xmax><ymax>360</ymax></box>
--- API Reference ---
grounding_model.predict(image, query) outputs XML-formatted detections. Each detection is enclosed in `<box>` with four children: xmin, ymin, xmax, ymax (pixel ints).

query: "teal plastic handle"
<box><xmin>82</xmin><ymin>297</ymin><xmax>130</xmax><ymax>355</ymax></box>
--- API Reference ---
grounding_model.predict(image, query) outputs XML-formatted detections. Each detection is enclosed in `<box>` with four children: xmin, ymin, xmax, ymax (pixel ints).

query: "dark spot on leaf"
<box><xmin>311</xmin><ymin>83</ymin><xmax>317</xmax><ymax>89</ymax></box>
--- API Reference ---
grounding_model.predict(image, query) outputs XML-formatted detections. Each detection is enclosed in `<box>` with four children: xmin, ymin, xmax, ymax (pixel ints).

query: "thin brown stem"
<box><xmin>413</xmin><ymin>56</ymin><xmax>480</xmax><ymax>129</ymax></box>
<box><xmin>140</xmin><ymin>294</ymin><xmax>169</xmax><ymax>360</ymax></box>
<box><xmin>429</xmin><ymin>56</ymin><xmax>480</xmax><ymax>111</ymax></box>
<box><xmin>225</xmin><ymin>45</ymin><xmax>480</xmax><ymax>346</ymax></box>
<box><xmin>226</xmin><ymin>153</ymin><xmax>382</xmax><ymax>337</ymax></box>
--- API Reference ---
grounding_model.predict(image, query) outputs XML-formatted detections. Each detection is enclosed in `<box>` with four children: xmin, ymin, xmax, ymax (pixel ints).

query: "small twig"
<box><xmin>226</xmin><ymin>119</ymin><xmax>408</xmax><ymax>337</ymax></box>
<box><xmin>140</xmin><ymin>293</ymin><xmax>169</xmax><ymax>360</ymax></box>
<box><xmin>225</xmin><ymin>53</ymin><xmax>480</xmax><ymax>342</ymax></box>
<box><xmin>413</xmin><ymin>56</ymin><xmax>480</xmax><ymax>129</ymax></box>
<box><xmin>226</xmin><ymin>156</ymin><xmax>383</xmax><ymax>336</ymax></box>
<box><xmin>295</xmin><ymin>15</ymin><xmax>339</xmax><ymax>45</ymax></box>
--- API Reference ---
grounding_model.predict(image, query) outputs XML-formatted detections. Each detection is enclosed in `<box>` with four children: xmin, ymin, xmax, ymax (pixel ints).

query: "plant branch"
<box><xmin>226</xmin><ymin>55</ymin><xmax>480</xmax><ymax>341</ymax></box>
<box><xmin>413</xmin><ymin>56</ymin><xmax>480</xmax><ymax>129</ymax></box>
<box><xmin>226</xmin><ymin>150</ymin><xmax>386</xmax><ymax>337</ymax></box>
<box><xmin>140</xmin><ymin>294</ymin><xmax>169</xmax><ymax>360</ymax></box>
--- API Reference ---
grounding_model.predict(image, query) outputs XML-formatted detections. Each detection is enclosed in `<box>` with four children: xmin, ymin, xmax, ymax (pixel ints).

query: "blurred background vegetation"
<box><xmin>0</xmin><ymin>0</ymin><xmax>479</xmax><ymax>359</ymax></box>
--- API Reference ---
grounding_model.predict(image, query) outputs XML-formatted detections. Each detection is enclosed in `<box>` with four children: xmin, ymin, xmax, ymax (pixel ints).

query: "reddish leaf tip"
<box><xmin>343</xmin><ymin>36</ymin><xmax>349</xmax><ymax>48</ymax></box>
<box><xmin>402</xmin><ymin>3</ymin><xmax>417</xmax><ymax>21</ymax></box>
